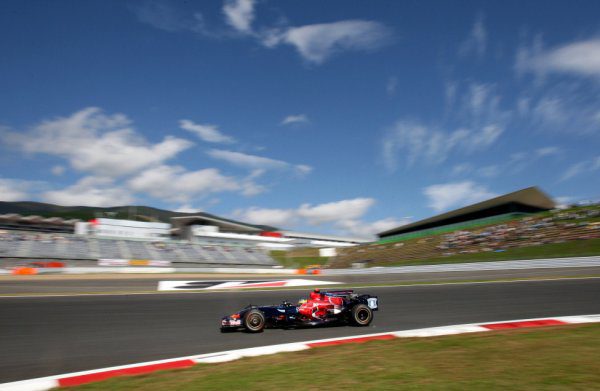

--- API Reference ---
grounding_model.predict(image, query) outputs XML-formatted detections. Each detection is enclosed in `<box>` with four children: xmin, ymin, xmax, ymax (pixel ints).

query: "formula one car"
<box><xmin>220</xmin><ymin>289</ymin><xmax>378</xmax><ymax>333</ymax></box>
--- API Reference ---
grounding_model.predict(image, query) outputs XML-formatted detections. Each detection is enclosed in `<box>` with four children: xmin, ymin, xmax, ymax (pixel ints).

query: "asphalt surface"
<box><xmin>2</xmin><ymin>266</ymin><xmax>600</xmax><ymax>294</ymax></box>
<box><xmin>1</xmin><ymin>278</ymin><xmax>600</xmax><ymax>383</ymax></box>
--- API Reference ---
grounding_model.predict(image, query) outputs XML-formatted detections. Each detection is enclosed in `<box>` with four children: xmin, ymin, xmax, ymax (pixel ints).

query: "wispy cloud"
<box><xmin>536</xmin><ymin>146</ymin><xmax>561</xmax><ymax>157</ymax></box>
<box><xmin>51</xmin><ymin>165</ymin><xmax>65</xmax><ymax>176</ymax></box>
<box><xmin>180</xmin><ymin>120</ymin><xmax>236</xmax><ymax>144</ymax></box>
<box><xmin>382</xmin><ymin>82</ymin><xmax>511</xmax><ymax>170</ymax></box>
<box><xmin>516</xmin><ymin>82</ymin><xmax>600</xmax><ymax>135</ymax></box>
<box><xmin>560</xmin><ymin>156</ymin><xmax>600</xmax><ymax>181</ymax></box>
<box><xmin>382</xmin><ymin>121</ymin><xmax>503</xmax><ymax>170</ymax></box>
<box><xmin>424</xmin><ymin>181</ymin><xmax>496</xmax><ymax>212</ymax></box>
<box><xmin>207</xmin><ymin>149</ymin><xmax>312</xmax><ymax>176</ymax></box>
<box><xmin>386</xmin><ymin>76</ymin><xmax>398</xmax><ymax>96</ymax></box>
<box><xmin>459</xmin><ymin>14</ymin><xmax>487</xmax><ymax>58</ymax></box>
<box><xmin>131</xmin><ymin>2</ymin><xmax>391</xmax><ymax>65</ymax></box>
<box><xmin>281</xmin><ymin>114</ymin><xmax>309</xmax><ymax>125</ymax></box>
<box><xmin>130</xmin><ymin>0</ymin><xmax>213</xmax><ymax>36</ymax></box>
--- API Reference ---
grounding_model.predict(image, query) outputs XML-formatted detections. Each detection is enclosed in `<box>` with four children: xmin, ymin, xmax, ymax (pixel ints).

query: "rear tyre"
<box><xmin>243</xmin><ymin>309</ymin><xmax>266</xmax><ymax>333</ymax></box>
<box><xmin>350</xmin><ymin>304</ymin><xmax>373</xmax><ymax>326</ymax></box>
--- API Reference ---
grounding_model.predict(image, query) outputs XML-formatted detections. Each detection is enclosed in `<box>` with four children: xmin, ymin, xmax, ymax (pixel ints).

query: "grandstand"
<box><xmin>0</xmin><ymin>205</ymin><xmax>364</xmax><ymax>268</ymax></box>
<box><xmin>331</xmin><ymin>187</ymin><xmax>600</xmax><ymax>268</ymax></box>
<box><xmin>379</xmin><ymin>187</ymin><xmax>555</xmax><ymax>242</ymax></box>
<box><xmin>0</xmin><ymin>231</ymin><xmax>277</xmax><ymax>267</ymax></box>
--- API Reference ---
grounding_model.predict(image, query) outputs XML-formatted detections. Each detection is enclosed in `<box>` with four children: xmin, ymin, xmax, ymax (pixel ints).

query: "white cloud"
<box><xmin>51</xmin><ymin>165</ymin><xmax>65</xmax><ymax>176</ymax></box>
<box><xmin>451</xmin><ymin>163</ymin><xmax>474</xmax><ymax>176</ymax></box>
<box><xmin>459</xmin><ymin>14</ymin><xmax>487</xmax><ymax>58</ymax></box>
<box><xmin>424</xmin><ymin>181</ymin><xmax>496</xmax><ymax>212</ymax></box>
<box><xmin>180</xmin><ymin>119</ymin><xmax>235</xmax><ymax>144</ymax></box>
<box><xmin>298</xmin><ymin>198</ymin><xmax>375</xmax><ymax>225</ymax></box>
<box><xmin>3</xmin><ymin>107</ymin><xmax>192</xmax><ymax>178</ymax></box>
<box><xmin>233</xmin><ymin>207</ymin><xmax>297</xmax><ymax>227</ymax></box>
<box><xmin>207</xmin><ymin>149</ymin><xmax>311</xmax><ymax>176</ymax></box>
<box><xmin>518</xmin><ymin>38</ymin><xmax>600</xmax><ymax>78</ymax></box>
<box><xmin>127</xmin><ymin>165</ymin><xmax>241</xmax><ymax>203</ymax></box>
<box><xmin>174</xmin><ymin>205</ymin><xmax>203</xmax><ymax>213</ymax></box>
<box><xmin>445</xmin><ymin>81</ymin><xmax>458</xmax><ymax>109</ymax></box>
<box><xmin>223</xmin><ymin>0</ymin><xmax>256</xmax><ymax>33</ymax></box>
<box><xmin>555</xmin><ymin>196</ymin><xmax>575</xmax><ymax>209</ymax></box>
<box><xmin>233</xmin><ymin>197</ymin><xmax>398</xmax><ymax>239</ymax></box>
<box><xmin>336</xmin><ymin>217</ymin><xmax>411</xmax><ymax>238</ymax></box>
<box><xmin>264</xmin><ymin>20</ymin><xmax>391</xmax><ymax>64</ymax></box>
<box><xmin>0</xmin><ymin>178</ymin><xmax>33</xmax><ymax>201</ymax></box>
<box><xmin>281</xmin><ymin>114</ymin><xmax>309</xmax><ymax>125</ymax></box>
<box><xmin>386</xmin><ymin>76</ymin><xmax>398</xmax><ymax>96</ymax></box>
<box><xmin>42</xmin><ymin>176</ymin><xmax>134</xmax><ymax>207</ymax></box>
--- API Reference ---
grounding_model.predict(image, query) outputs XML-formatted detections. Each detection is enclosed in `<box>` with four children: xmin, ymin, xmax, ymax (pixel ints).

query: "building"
<box><xmin>75</xmin><ymin>218</ymin><xmax>170</xmax><ymax>240</ymax></box>
<box><xmin>171</xmin><ymin>214</ymin><xmax>366</xmax><ymax>248</ymax></box>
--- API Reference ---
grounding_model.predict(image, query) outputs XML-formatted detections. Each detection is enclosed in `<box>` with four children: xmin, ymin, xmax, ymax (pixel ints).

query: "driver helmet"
<box><xmin>298</xmin><ymin>298</ymin><xmax>307</xmax><ymax>305</ymax></box>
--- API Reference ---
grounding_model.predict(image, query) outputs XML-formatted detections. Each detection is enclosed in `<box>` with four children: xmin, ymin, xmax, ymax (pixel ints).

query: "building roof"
<box><xmin>170</xmin><ymin>212</ymin><xmax>277</xmax><ymax>234</ymax></box>
<box><xmin>378</xmin><ymin>186</ymin><xmax>555</xmax><ymax>238</ymax></box>
<box><xmin>278</xmin><ymin>230</ymin><xmax>371</xmax><ymax>244</ymax></box>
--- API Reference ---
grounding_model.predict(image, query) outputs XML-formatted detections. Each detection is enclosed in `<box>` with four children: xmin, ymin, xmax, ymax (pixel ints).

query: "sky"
<box><xmin>1</xmin><ymin>0</ymin><xmax>600</xmax><ymax>239</ymax></box>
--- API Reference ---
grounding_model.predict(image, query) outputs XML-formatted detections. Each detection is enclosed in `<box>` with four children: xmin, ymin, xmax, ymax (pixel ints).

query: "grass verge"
<box><xmin>60</xmin><ymin>324</ymin><xmax>600</xmax><ymax>391</ymax></box>
<box><xmin>269</xmin><ymin>250</ymin><xmax>329</xmax><ymax>268</ymax></box>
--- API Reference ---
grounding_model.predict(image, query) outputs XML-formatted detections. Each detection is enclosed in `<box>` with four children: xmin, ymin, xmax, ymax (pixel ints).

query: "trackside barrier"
<box><xmin>0</xmin><ymin>267</ymin><xmax>302</xmax><ymax>275</ymax></box>
<box><xmin>1</xmin><ymin>314</ymin><xmax>599</xmax><ymax>390</ymax></box>
<box><xmin>321</xmin><ymin>256</ymin><xmax>600</xmax><ymax>275</ymax></box>
<box><xmin>2</xmin><ymin>255</ymin><xmax>600</xmax><ymax>276</ymax></box>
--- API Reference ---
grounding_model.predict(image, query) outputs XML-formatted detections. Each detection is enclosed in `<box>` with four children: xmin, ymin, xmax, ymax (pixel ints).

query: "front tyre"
<box><xmin>243</xmin><ymin>309</ymin><xmax>266</xmax><ymax>333</ymax></box>
<box><xmin>350</xmin><ymin>304</ymin><xmax>373</xmax><ymax>326</ymax></box>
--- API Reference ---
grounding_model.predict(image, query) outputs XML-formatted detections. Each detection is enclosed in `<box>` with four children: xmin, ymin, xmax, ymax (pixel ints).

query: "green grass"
<box><xmin>63</xmin><ymin>323</ymin><xmax>600</xmax><ymax>390</ymax></box>
<box><xmin>382</xmin><ymin>238</ymin><xmax>600</xmax><ymax>267</ymax></box>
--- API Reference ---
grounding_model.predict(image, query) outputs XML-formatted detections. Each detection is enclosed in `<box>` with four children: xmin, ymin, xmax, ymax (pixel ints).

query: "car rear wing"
<box><xmin>324</xmin><ymin>290</ymin><xmax>354</xmax><ymax>296</ymax></box>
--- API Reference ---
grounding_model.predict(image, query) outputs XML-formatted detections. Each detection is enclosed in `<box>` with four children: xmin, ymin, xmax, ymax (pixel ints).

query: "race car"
<box><xmin>220</xmin><ymin>289</ymin><xmax>378</xmax><ymax>333</ymax></box>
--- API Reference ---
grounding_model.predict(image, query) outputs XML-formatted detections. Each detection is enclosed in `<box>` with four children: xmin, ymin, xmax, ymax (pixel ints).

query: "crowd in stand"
<box><xmin>437</xmin><ymin>205</ymin><xmax>600</xmax><ymax>256</ymax></box>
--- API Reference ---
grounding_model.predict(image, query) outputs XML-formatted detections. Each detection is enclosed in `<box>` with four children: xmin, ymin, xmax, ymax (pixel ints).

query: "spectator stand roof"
<box><xmin>378</xmin><ymin>186</ymin><xmax>555</xmax><ymax>240</ymax></box>
<box><xmin>170</xmin><ymin>212</ymin><xmax>277</xmax><ymax>235</ymax></box>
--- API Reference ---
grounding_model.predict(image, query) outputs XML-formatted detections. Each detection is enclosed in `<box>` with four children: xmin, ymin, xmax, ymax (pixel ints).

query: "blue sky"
<box><xmin>1</xmin><ymin>0</ymin><xmax>599</xmax><ymax>238</ymax></box>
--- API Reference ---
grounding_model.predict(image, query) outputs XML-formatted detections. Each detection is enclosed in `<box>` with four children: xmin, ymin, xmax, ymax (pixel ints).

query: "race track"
<box><xmin>1</xmin><ymin>277</ymin><xmax>600</xmax><ymax>383</ymax></box>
